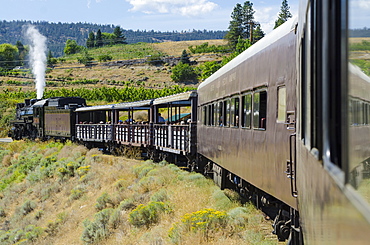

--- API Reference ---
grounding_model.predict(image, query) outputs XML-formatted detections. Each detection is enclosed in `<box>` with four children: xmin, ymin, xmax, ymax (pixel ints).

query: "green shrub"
<box><xmin>170</xmin><ymin>62</ymin><xmax>198</xmax><ymax>83</ymax></box>
<box><xmin>168</xmin><ymin>208</ymin><xmax>228</xmax><ymax>243</ymax></box>
<box><xmin>69</xmin><ymin>185</ymin><xmax>86</xmax><ymax>201</ymax></box>
<box><xmin>132</xmin><ymin>162</ymin><xmax>156</xmax><ymax>179</ymax></box>
<box><xmin>108</xmin><ymin>209</ymin><xmax>122</xmax><ymax>229</ymax></box>
<box><xmin>212</xmin><ymin>189</ymin><xmax>234</xmax><ymax>210</ymax></box>
<box><xmin>81</xmin><ymin>208</ymin><xmax>114</xmax><ymax>244</ymax></box>
<box><xmin>150</xmin><ymin>189</ymin><xmax>168</xmax><ymax>202</ymax></box>
<box><xmin>118</xmin><ymin>198</ymin><xmax>136</xmax><ymax>211</ymax></box>
<box><xmin>24</xmin><ymin>225</ymin><xmax>44</xmax><ymax>242</ymax></box>
<box><xmin>95</xmin><ymin>192</ymin><xmax>114</xmax><ymax>211</ymax></box>
<box><xmin>19</xmin><ymin>200</ymin><xmax>36</xmax><ymax>216</ymax></box>
<box><xmin>129</xmin><ymin>201</ymin><xmax>172</xmax><ymax>228</ymax></box>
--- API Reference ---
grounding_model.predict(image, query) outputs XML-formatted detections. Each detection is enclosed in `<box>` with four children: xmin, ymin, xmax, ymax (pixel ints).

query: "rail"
<box><xmin>76</xmin><ymin>123</ymin><xmax>193</xmax><ymax>154</ymax></box>
<box><xmin>76</xmin><ymin>124</ymin><xmax>113</xmax><ymax>142</ymax></box>
<box><xmin>115</xmin><ymin>124</ymin><xmax>150</xmax><ymax>145</ymax></box>
<box><xmin>154</xmin><ymin>124</ymin><xmax>190</xmax><ymax>153</ymax></box>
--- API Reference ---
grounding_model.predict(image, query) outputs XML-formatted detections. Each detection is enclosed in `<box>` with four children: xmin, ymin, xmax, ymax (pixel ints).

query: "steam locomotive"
<box><xmin>8</xmin><ymin>1</ymin><xmax>370</xmax><ymax>244</ymax></box>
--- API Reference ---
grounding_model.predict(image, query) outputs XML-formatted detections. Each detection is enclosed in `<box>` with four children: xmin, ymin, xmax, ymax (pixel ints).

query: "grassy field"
<box><xmin>0</xmin><ymin>140</ymin><xmax>278</xmax><ymax>244</ymax></box>
<box><xmin>0</xmin><ymin>40</ymin><xmax>227</xmax><ymax>93</ymax></box>
<box><xmin>349</xmin><ymin>37</ymin><xmax>370</xmax><ymax>76</ymax></box>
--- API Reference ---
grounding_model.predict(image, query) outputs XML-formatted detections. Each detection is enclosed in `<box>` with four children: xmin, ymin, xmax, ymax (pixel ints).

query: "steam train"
<box><xmin>8</xmin><ymin>1</ymin><xmax>370</xmax><ymax>244</ymax></box>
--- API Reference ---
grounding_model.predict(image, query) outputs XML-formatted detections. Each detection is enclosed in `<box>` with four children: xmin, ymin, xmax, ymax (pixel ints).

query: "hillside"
<box><xmin>0</xmin><ymin>40</ymin><xmax>227</xmax><ymax>93</ymax></box>
<box><xmin>0</xmin><ymin>140</ymin><xmax>278</xmax><ymax>244</ymax></box>
<box><xmin>0</xmin><ymin>20</ymin><xmax>227</xmax><ymax>57</ymax></box>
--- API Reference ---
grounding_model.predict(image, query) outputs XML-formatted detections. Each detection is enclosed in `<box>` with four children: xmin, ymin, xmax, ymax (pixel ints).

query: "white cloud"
<box><xmin>87</xmin><ymin>0</ymin><xmax>103</xmax><ymax>8</ymax></box>
<box><xmin>255</xmin><ymin>6</ymin><xmax>276</xmax><ymax>34</ymax></box>
<box><xmin>357</xmin><ymin>0</ymin><xmax>370</xmax><ymax>9</ymax></box>
<box><xmin>126</xmin><ymin>0</ymin><xmax>218</xmax><ymax>17</ymax></box>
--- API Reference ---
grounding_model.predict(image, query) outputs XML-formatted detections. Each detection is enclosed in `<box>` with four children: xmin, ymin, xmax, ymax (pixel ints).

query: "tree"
<box><xmin>242</xmin><ymin>1</ymin><xmax>255</xmax><ymax>41</ymax></box>
<box><xmin>98</xmin><ymin>54</ymin><xmax>112</xmax><ymax>62</ymax></box>
<box><xmin>171</xmin><ymin>62</ymin><xmax>198</xmax><ymax>83</ymax></box>
<box><xmin>16</xmin><ymin>41</ymin><xmax>27</xmax><ymax>66</ymax></box>
<box><xmin>224</xmin><ymin>3</ymin><xmax>244</xmax><ymax>48</ymax></box>
<box><xmin>101</xmin><ymin>32</ymin><xmax>116</xmax><ymax>45</ymax></box>
<box><xmin>253</xmin><ymin>23</ymin><xmax>265</xmax><ymax>42</ymax></box>
<box><xmin>64</xmin><ymin>39</ymin><xmax>82</xmax><ymax>55</ymax></box>
<box><xmin>95</xmin><ymin>29</ymin><xmax>103</xmax><ymax>47</ymax></box>
<box><xmin>235</xmin><ymin>37</ymin><xmax>251</xmax><ymax>54</ymax></box>
<box><xmin>86</xmin><ymin>32</ymin><xmax>95</xmax><ymax>48</ymax></box>
<box><xmin>0</xmin><ymin>43</ymin><xmax>18</xmax><ymax>69</ymax></box>
<box><xmin>225</xmin><ymin>1</ymin><xmax>261</xmax><ymax>48</ymax></box>
<box><xmin>47</xmin><ymin>50</ymin><xmax>58</xmax><ymax>67</ymax></box>
<box><xmin>199</xmin><ymin>61</ymin><xmax>222</xmax><ymax>80</ymax></box>
<box><xmin>274</xmin><ymin>0</ymin><xmax>292</xmax><ymax>29</ymax></box>
<box><xmin>113</xmin><ymin>26</ymin><xmax>127</xmax><ymax>44</ymax></box>
<box><xmin>77</xmin><ymin>50</ymin><xmax>94</xmax><ymax>66</ymax></box>
<box><xmin>180</xmin><ymin>50</ymin><xmax>191</xmax><ymax>65</ymax></box>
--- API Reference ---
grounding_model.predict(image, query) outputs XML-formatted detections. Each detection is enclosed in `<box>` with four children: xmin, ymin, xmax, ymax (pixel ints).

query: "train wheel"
<box><xmin>275</xmin><ymin>220</ymin><xmax>291</xmax><ymax>241</ymax></box>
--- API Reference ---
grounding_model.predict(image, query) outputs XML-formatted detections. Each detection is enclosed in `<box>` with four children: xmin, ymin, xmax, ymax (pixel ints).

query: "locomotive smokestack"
<box><xmin>25</xmin><ymin>25</ymin><xmax>47</xmax><ymax>99</ymax></box>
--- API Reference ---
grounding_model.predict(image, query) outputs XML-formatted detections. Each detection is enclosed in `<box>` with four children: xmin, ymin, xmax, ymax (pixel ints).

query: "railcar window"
<box><xmin>202</xmin><ymin>106</ymin><xmax>206</xmax><ymax>125</ymax></box>
<box><xmin>253</xmin><ymin>91</ymin><xmax>267</xmax><ymax>130</ymax></box>
<box><xmin>213</xmin><ymin>102</ymin><xmax>218</xmax><ymax>127</ymax></box>
<box><xmin>218</xmin><ymin>101</ymin><xmax>224</xmax><ymax>126</ymax></box>
<box><xmin>241</xmin><ymin>93</ymin><xmax>252</xmax><ymax>129</ymax></box>
<box><xmin>230</xmin><ymin>97</ymin><xmax>240</xmax><ymax>127</ymax></box>
<box><xmin>225</xmin><ymin>99</ymin><xmax>230</xmax><ymax>127</ymax></box>
<box><xmin>277</xmin><ymin>87</ymin><xmax>287</xmax><ymax>123</ymax></box>
<box><xmin>348</xmin><ymin>0</ymin><xmax>370</xmax><ymax>204</ymax></box>
<box><xmin>208</xmin><ymin>104</ymin><xmax>213</xmax><ymax>126</ymax></box>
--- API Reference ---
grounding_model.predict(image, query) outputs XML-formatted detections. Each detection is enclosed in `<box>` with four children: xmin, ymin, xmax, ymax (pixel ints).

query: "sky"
<box><xmin>0</xmin><ymin>0</ymin><xmax>300</xmax><ymax>34</ymax></box>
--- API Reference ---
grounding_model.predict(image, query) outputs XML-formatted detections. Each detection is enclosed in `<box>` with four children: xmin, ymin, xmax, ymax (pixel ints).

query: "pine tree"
<box><xmin>253</xmin><ymin>23</ymin><xmax>265</xmax><ymax>42</ymax></box>
<box><xmin>242</xmin><ymin>1</ymin><xmax>255</xmax><ymax>40</ymax></box>
<box><xmin>113</xmin><ymin>26</ymin><xmax>127</xmax><ymax>44</ymax></box>
<box><xmin>180</xmin><ymin>50</ymin><xmax>191</xmax><ymax>64</ymax></box>
<box><xmin>15</xmin><ymin>41</ymin><xmax>26</xmax><ymax>66</ymax></box>
<box><xmin>96</xmin><ymin>29</ymin><xmax>103</xmax><ymax>47</ymax></box>
<box><xmin>86</xmin><ymin>32</ymin><xmax>95</xmax><ymax>48</ymax></box>
<box><xmin>274</xmin><ymin>0</ymin><xmax>292</xmax><ymax>29</ymax></box>
<box><xmin>224</xmin><ymin>3</ymin><xmax>244</xmax><ymax>48</ymax></box>
<box><xmin>225</xmin><ymin>1</ymin><xmax>261</xmax><ymax>48</ymax></box>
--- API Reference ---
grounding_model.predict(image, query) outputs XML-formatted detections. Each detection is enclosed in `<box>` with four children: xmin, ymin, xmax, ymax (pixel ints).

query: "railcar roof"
<box><xmin>32</xmin><ymin>99</ymin><xmax>48</xmax><ymax>107</ymax></box>
<box><xmin>75</xmin><ymin>104</ymin><xmax>115</xmax><ymax>112</ymax></box>
<box><xmin>350</xmin><ymin>63</ymin><xmax>370</xmax><ymax>84</ymax></box>
<box><xmin>75</xmin><ymin>99</ymin><xmax>153</xmax><ymax>112</ymax></box>
<box><xmin>198</xmin><ymin>17</ymin><xmax>298</xmax><ymax>90</ymax></box>
<box><xmin>114</xmin><ymin>99</ymin><xmax>153</xmax><ymax>110</ymax></box>
<box><xmin>153</xmin><ymin>91</ymin><xmax>197</xmax><ymax>105</ymax></box>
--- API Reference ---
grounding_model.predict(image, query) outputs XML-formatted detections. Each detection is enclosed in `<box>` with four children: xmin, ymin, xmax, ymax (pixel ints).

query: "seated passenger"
<box><xmin>158</xmin><ymin>113</ymin><xmax>165</xmax><ymax>123</ymax></box>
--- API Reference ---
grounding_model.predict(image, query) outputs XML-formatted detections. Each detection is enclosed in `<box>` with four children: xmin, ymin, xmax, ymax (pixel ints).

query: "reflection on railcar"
<box><xmin>348</xmin><ymin>25</ymin><xmax>370</xmax><ymax>203</ymax></box>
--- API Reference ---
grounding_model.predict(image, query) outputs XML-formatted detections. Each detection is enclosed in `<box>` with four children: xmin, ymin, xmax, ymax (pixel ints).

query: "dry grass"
<box><xmin>349</xmin><ymin>37</ymin><xmax>370</xmax><ymax>44</ymax></box>
<box><xmin>153</xmin><ymin>39</ymin><xmax>227</xmax><ymax>56</ymax></box>
<box><xmin>0</xmin><ymin>141</ymin><xmax>278</xmax><ymax>245</ymax></box>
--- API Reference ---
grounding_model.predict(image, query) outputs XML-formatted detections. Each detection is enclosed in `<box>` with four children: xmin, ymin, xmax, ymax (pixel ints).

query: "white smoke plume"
<box><xmin>25</xmin><ymin>25</ymin><xmax>47</xmax><ymax>99</ymax></box>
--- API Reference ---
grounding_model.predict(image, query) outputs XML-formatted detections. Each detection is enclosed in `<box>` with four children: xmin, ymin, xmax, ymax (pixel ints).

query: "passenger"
<box><xmin>125</xmin><ymin>118</ymin><xmax>135</xmax><ymax>123</ymax></box>
<box><xmin>158</xmin><ymin>113</ymin><xmax>165</xmax><ymax>123</ymax></box>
